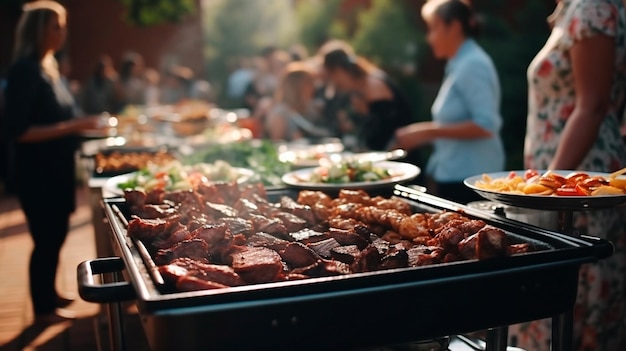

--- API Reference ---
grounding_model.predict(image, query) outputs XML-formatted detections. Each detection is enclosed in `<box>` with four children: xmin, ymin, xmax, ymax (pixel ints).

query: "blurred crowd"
<box><xmin>226</xmin><ymin>42</ymin><xmax>420</xmax><ymax>157</ymax></box>
<box><xmin>57</xmin><ymin>50</ymin><xmax>212</xmax><ymax>116</ymax></box>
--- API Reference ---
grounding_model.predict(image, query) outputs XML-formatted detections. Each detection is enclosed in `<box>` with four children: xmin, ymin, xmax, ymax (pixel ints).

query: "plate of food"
<box><xmin>103</xmin><ymin>160</ymin><xmax>255</xmax><ymax>196</ymax></box>
<box><xmin>281</xmin><ymin>160</ymin><xmax>420</xmax><ymax>191</ymax></box>
<box><xmin>279</xmin><ymin>149</ymin><xmax>406</xmax><ymax>169</ymax></box>
<box><xmin>464</xmin><ymin>168</ymin><xmax>626</xmax><ymax>210</ymax></box>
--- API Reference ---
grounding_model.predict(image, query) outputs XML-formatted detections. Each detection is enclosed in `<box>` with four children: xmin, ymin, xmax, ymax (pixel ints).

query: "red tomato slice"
<box><xmin>556</xmin><ymin>185</ymin><xmax>589</xmax><ymax>196</ymax></box>
<box><xmin>507</xmin><ymin>171</ymin><xmax>517</xmax><ymax>180</ymax></box>
<box><xmin>565</xmin><ymin>172</ymin><xmax>589</xmax><ymax>183</ymax></box>
<box><xmin>524</xmin><ymin>169</ymin><xmax>539</xmax><ymax>181</ymax></box>
<box><xmin>582</xmin><ymin>176</ymin><xmax>608</xmax><ymax>188</ymax></box>
<box><xmin>154</xmin><ymin>171</ymin><xmax>168</xmax><ymax>179</ymax></box>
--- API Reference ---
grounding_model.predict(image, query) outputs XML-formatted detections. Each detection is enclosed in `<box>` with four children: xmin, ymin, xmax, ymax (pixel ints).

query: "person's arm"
<box><xmin>17</xmin><ymin>117</ymin><xmax>100</xmax><ymax>143</ymax></box>
<box><xmin>394</xmin><ymin>59</ymin><xmax>498</xmax><ymax>151</ymax></box>
<box><xmin>549</xmin><ymin>34</ymin><xmax>615</xmax><ymax>170</ymax></box>
<box><xmin>394</xmin><ymin>120</ymin><xmax>491</xmax><ymax>150</ymax></box>
<box><xmin>265</xmin><ymin>106</ymin><xmax>289</xmax><ymax>141</ymax></box>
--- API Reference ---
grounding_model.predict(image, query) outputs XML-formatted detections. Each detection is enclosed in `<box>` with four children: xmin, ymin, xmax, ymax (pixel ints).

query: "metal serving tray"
<box><xmin>78</xmin><ymin>185</ymin><xmax>613</xmax><ymax>351</ymax></box>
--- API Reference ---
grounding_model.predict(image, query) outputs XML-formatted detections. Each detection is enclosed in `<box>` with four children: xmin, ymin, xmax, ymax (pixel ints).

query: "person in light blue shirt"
<box><xmin>394</xmin><ymin>0</ymin><xmax>505</xmax><ymax>204</ymax></box>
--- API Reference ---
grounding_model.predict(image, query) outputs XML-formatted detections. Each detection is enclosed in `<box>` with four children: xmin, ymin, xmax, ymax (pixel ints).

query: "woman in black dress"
<box><xmin>322</xmin><ymin>48</ymin><xmax>423</xmax><ymax>182</ymax></box>
<box><xmin>3</xmin><ymin>1</ymin><xmax>101</xmax><ymax>324</ymax></box>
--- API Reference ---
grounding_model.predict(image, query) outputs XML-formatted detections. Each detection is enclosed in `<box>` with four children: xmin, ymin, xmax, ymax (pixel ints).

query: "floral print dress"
<box><xmin>512</xmin><ymin>1</ymin><xmax>626</xmax><ymax>350</ymax></box>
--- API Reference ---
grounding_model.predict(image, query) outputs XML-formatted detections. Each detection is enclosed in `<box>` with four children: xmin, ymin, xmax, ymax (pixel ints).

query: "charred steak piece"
<box><xmin>279</xmin><ymin>196</ymin><xmax>316</xmax><ymax>225</ymax></box>
<box><xmin>458</xmin><ymin>225</ymin><xmax>508</xmax><ymax>260</ymax></box>
<box><xmin>163</xmin><ymin>258</ymin><xmax>245</xmax><ymax>287</ymax></box>
<box><xmin>289</xmin><ymin>228</ymin><xmax>329</xmax><ymax>244</ymax></box>
<box><xmin>273</xmin><ymin>212</ymin><xmax>308</xmax><ymax>233</ymax></box>
<box><xmin>306</xmin><ymin>238</ymin><xmax>341</xmax><ymax>259</ymax></box>
<box><xmin>475</xmin><ymin>226</ymin><xmax>509</xmax><ymax>260</ymax></box>
<box><xmin>154</xmin><ymin>238</ymin><xmax>209</xmax><ymax>265</ymax></box>
<box><xmin>204</xmin><ymin>202</ymin><xmax>238</xmax><ymax>219</ymax></box>
<box><xmin>213</xmin><ymin>182</ymin><xmax>241</xmax><ymax>206</ymax></box>
<box><xmin>279</xmin><ymin>242</ymin><xmax>319</xmax><ymax>268</ymax></box>
<box><xmin>127</xmin><ymin>214</ymin><xmax>182</xmax><ymax>241</ymax></box>
<box><xmin>232</xmin><ymin>198</ymin><xmax>260</xmax><ymax>218</ymax></box>
<box><xmin>407</xmin><ymin>246</ymin><xmax>444</xmax><ymax>267</ymax></box>
<box><xmin>152</xmin><ymin>224</ymin><xmax>192</xmax><ymax>250</ymax></box>
<box><xmin>176</xmin><ymin>276</ymin><xmax>229</xmax><ymax>292</ymax></box>
<box><xmin>328</xmin><ymin>228</ymin><xmax>369</xmax><ymax>250</ymax></box>
<box><xmin>380</xmin><ymin>249</ymin><xmax>409</xmax><ymax>270</ymax></box>
<box><xmin>249</xmin><ymin>214</ymin><xmax>289</xmax><ymax>239</ymax></box>
<box><xmin>124</xmin><ymin>189</ymin><xmax>146</xmax><ymax>208</ymax></box>
<box><xmin>351</xmin><ymin>246</ymin><xmax>382</xmax><ymax>273</ymax></box>
<box><xmin>330</xmin><ymin>245</ymin><xmax>361</xmax><ymax>264</ymax></box>
<box><xmin>230</xmin><ymin>247</ymin><xmax>284</xmax><ymax>284</ymax></box>
<box><xmin>248</xmin><ymin>232</ymin><xmax>290</xmax><ymax>251</ymax></box>
<box><xmin>164</xmin><ymin>190</ymin><xmax>204</xmax><ymax>209</ymax></box>
<box><xmin>132</xmin><ymin>204</ymin><xmax>176</xmax><ymax>219</ymax></box>
<box><xmin>190</xmin><ymin>224</ymin><xmax>233</xmax><ymax>262</ymax></box>
<box><xmin>216</xmin><ymin>217</ymin><xmax>254</xmax><ymax>237</ymax></box>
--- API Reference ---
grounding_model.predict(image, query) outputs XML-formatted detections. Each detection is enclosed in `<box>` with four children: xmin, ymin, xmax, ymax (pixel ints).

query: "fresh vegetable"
<box><xmin>182</xmin><ymin>140</ymin><xmax>290</xmax><ymax>186</ymax></box>
<box><xmin>116</xmin><ymin>160</ymin><xmax>242</xmax><ymax>192</ymax></box>
<box><xmin>308</xmin><ymin>160</ymin><xmax>392</xmax><ymax>184</ymax></box>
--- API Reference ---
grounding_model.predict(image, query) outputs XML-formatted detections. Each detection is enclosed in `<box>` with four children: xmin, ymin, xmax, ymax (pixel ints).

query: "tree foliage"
<box><xmin>117</xmin><ymin>0</ymin><xmax>196</xmax><ymax>26</ymax></box>
<box><xmin>295</xmin><ymin>0</ymin><xmax>346</xmax><ymax>52</ymax></box>
<box><xmin>352</xmin><ymin>0</ymin><xmax>423</xmax><ymax>71</ymax></box>
<box><xmin>202</xmin><ymin>0</ymin><xmax>295</xmax><ymax>104</ymax></box>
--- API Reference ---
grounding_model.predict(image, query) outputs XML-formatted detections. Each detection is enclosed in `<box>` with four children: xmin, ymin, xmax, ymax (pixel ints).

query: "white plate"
<box><xmin>279</xmin><ymin>150</ymin><xmax>406</xmax><ymax>169</ymax></box>
<box><xmin>464</xmin><ymin>170</ymin><xmax>626</xmax><ymax>210</ymax></box>
<box><xmin>281</xmin><ymin>161</ymin><xmax>420</xmax><ymax>191</ymax></box>
<box><xmin>104</xmin><ymin>167</ymin><xmax>255</xmax><ymax>196</ymax></box>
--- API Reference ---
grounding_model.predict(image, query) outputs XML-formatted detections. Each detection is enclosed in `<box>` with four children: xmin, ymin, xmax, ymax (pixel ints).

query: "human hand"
<box><xmin>394</xmin><ymin>122</ymin><xmax>434</xmax><ymax>151</ymax></box>
<box><xmin>71</xmin><ymin>115</ymin><xmax>105</xmax><ymax>132</ymax></box>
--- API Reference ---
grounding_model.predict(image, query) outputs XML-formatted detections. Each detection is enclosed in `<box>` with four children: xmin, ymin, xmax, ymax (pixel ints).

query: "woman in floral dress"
<box><xmin>512</xmin><ymin>0</ymin><xmax>626</xmax><ymax>350</ymax></box>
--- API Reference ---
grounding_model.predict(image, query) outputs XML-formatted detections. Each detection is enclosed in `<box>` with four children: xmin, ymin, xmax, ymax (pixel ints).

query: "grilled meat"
<box><xmin>230</xmin><ymin>247</ymin><xmax>284</xmax><ymax>284</ymax></box>
<box><xmin>307</xmin><ymin>238</ymin><xmax>341</xmax><ymax>258</ymax></box>
<box><xmin>123</xmin><ymin>187</ymin><xmax>532</xmax><ymax>294</ymax></box>
<box><xmin>159</xmin><ymin>258</ymin><xmax>245</xmax><ymax>287</ymax></box>
<box><xmin>279</xmin><ymin>242</ymin><xmax>319</xmax><ymax>268</ymax></box>
<box><xmin>127</xmin><ymin>214</ymin><xmax>182</xmax><ymax>241</ymax></box>
<box><xmin>154</xmin><ymin>238</ymin><xmax>209</xmax><ymax>265</ymax></box>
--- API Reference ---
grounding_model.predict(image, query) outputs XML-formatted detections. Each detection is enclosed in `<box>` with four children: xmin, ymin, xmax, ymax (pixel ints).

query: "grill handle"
<box><xmin>77</xmin><ymin>257</ymin><xmax>136</xmax><ymax>303</ymax></box>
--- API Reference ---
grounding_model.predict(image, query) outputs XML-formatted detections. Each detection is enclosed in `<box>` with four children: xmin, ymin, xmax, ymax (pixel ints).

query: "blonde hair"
<box><xmin>275</xmin><ymin>63</ymin><xmax>315</xmax><ymax>115</ymax></box>
<box><xmin>13</xmin><ymin>1</ymin><xmax>67</xmax><ymax>79</ymax></box>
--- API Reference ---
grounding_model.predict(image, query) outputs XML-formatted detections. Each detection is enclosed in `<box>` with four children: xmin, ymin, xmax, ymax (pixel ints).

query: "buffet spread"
<box><xmin>78</xmin><ymin>104</ymin><xmax>624</xmax><ymax>351</ymax></box>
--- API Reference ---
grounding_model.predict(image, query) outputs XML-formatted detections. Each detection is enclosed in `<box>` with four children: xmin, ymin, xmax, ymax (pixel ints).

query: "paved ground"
<box><xmin>0</xmin><ymin>185</ymin><xmax>148</xmax><ymax>351</ymax></box>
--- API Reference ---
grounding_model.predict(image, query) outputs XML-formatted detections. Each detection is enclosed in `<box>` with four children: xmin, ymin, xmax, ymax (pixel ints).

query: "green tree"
<box><xmin>203</xmin><ymin>0</ymin><xmax>295</xmax><ymax>106</ymax></box>
<box><xmin>350</xmin><ymin>0</ymin><xmax>425</xmax><ymax>122</ymax></box>
<box><xmin>351</xmin><ymin>0</ymin><xmax>423</xmax><ymax>71</ymax></box>
<box><xmin>117</xmin><ymin>0</ymin><xmax>196</xmax><ymax>26</ymax></box>
<box><xmin>295</xmin><ymin>0</ymin><xmax>347</xmax><ymax>52</ymax></box>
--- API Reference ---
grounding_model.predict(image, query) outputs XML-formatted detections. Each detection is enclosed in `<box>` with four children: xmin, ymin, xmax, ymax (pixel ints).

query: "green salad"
<box><xmin>309</xmin><ymin>160</ymin><xmax>391</xmax><ymax>184</ymax></box>
<box><xmin>116</xmin><ymin>160</ymin><xmax>242</xmax><ymax>192</ymax></box>
<box><xmin>183</xmin><ymin>140</ymin><xmax>291</xmax><ymax>186</ymax></box>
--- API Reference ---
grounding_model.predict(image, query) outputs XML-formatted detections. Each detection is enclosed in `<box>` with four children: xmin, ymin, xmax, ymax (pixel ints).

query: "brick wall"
<box><xmin>0</xmin><ymin>0</ymin><xmax>205</xmax><ymax>83</ymax></box>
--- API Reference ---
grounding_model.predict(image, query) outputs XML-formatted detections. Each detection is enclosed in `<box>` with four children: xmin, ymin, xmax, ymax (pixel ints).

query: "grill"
<box><xmin>78</xmin><ymin>184</ymin><xmax>613</xmax><ymax>351</ymax></box>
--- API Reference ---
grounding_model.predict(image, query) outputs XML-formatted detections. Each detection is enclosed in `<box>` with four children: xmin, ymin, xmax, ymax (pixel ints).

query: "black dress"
<box><xmin>359</xmin><ymin>75</ymin><xmax>424</xmax><ymax>184</ymax></box>
<box><xmin>3</xmin><ymin>55</ymin><xmax>78</xmax><ymax>315</ymax></box>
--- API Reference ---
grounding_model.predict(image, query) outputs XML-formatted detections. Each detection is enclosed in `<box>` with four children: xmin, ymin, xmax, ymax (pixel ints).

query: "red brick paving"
<box><xmin>0</xmin><ymin>185</ymin><xmax>148</xmax><ymax>351</ymax></box>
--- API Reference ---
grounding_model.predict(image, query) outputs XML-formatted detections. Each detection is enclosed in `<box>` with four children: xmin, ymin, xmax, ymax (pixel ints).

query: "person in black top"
<box><xmin>322</xmin><ymin>48</ymin><xmax>424</xmax><ymax>182</ymax></box>
<box><xmin>2</xmin><ymin>1</ymin><xmax>101</xmax><ymax>324</ymax></box>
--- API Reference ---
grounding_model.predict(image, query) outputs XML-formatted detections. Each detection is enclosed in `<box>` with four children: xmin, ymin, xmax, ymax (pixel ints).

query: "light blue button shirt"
<box><xmin>426</xmin><ymin>39</ymin><xmax>505</xmax><ymax>182</ymax></box>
